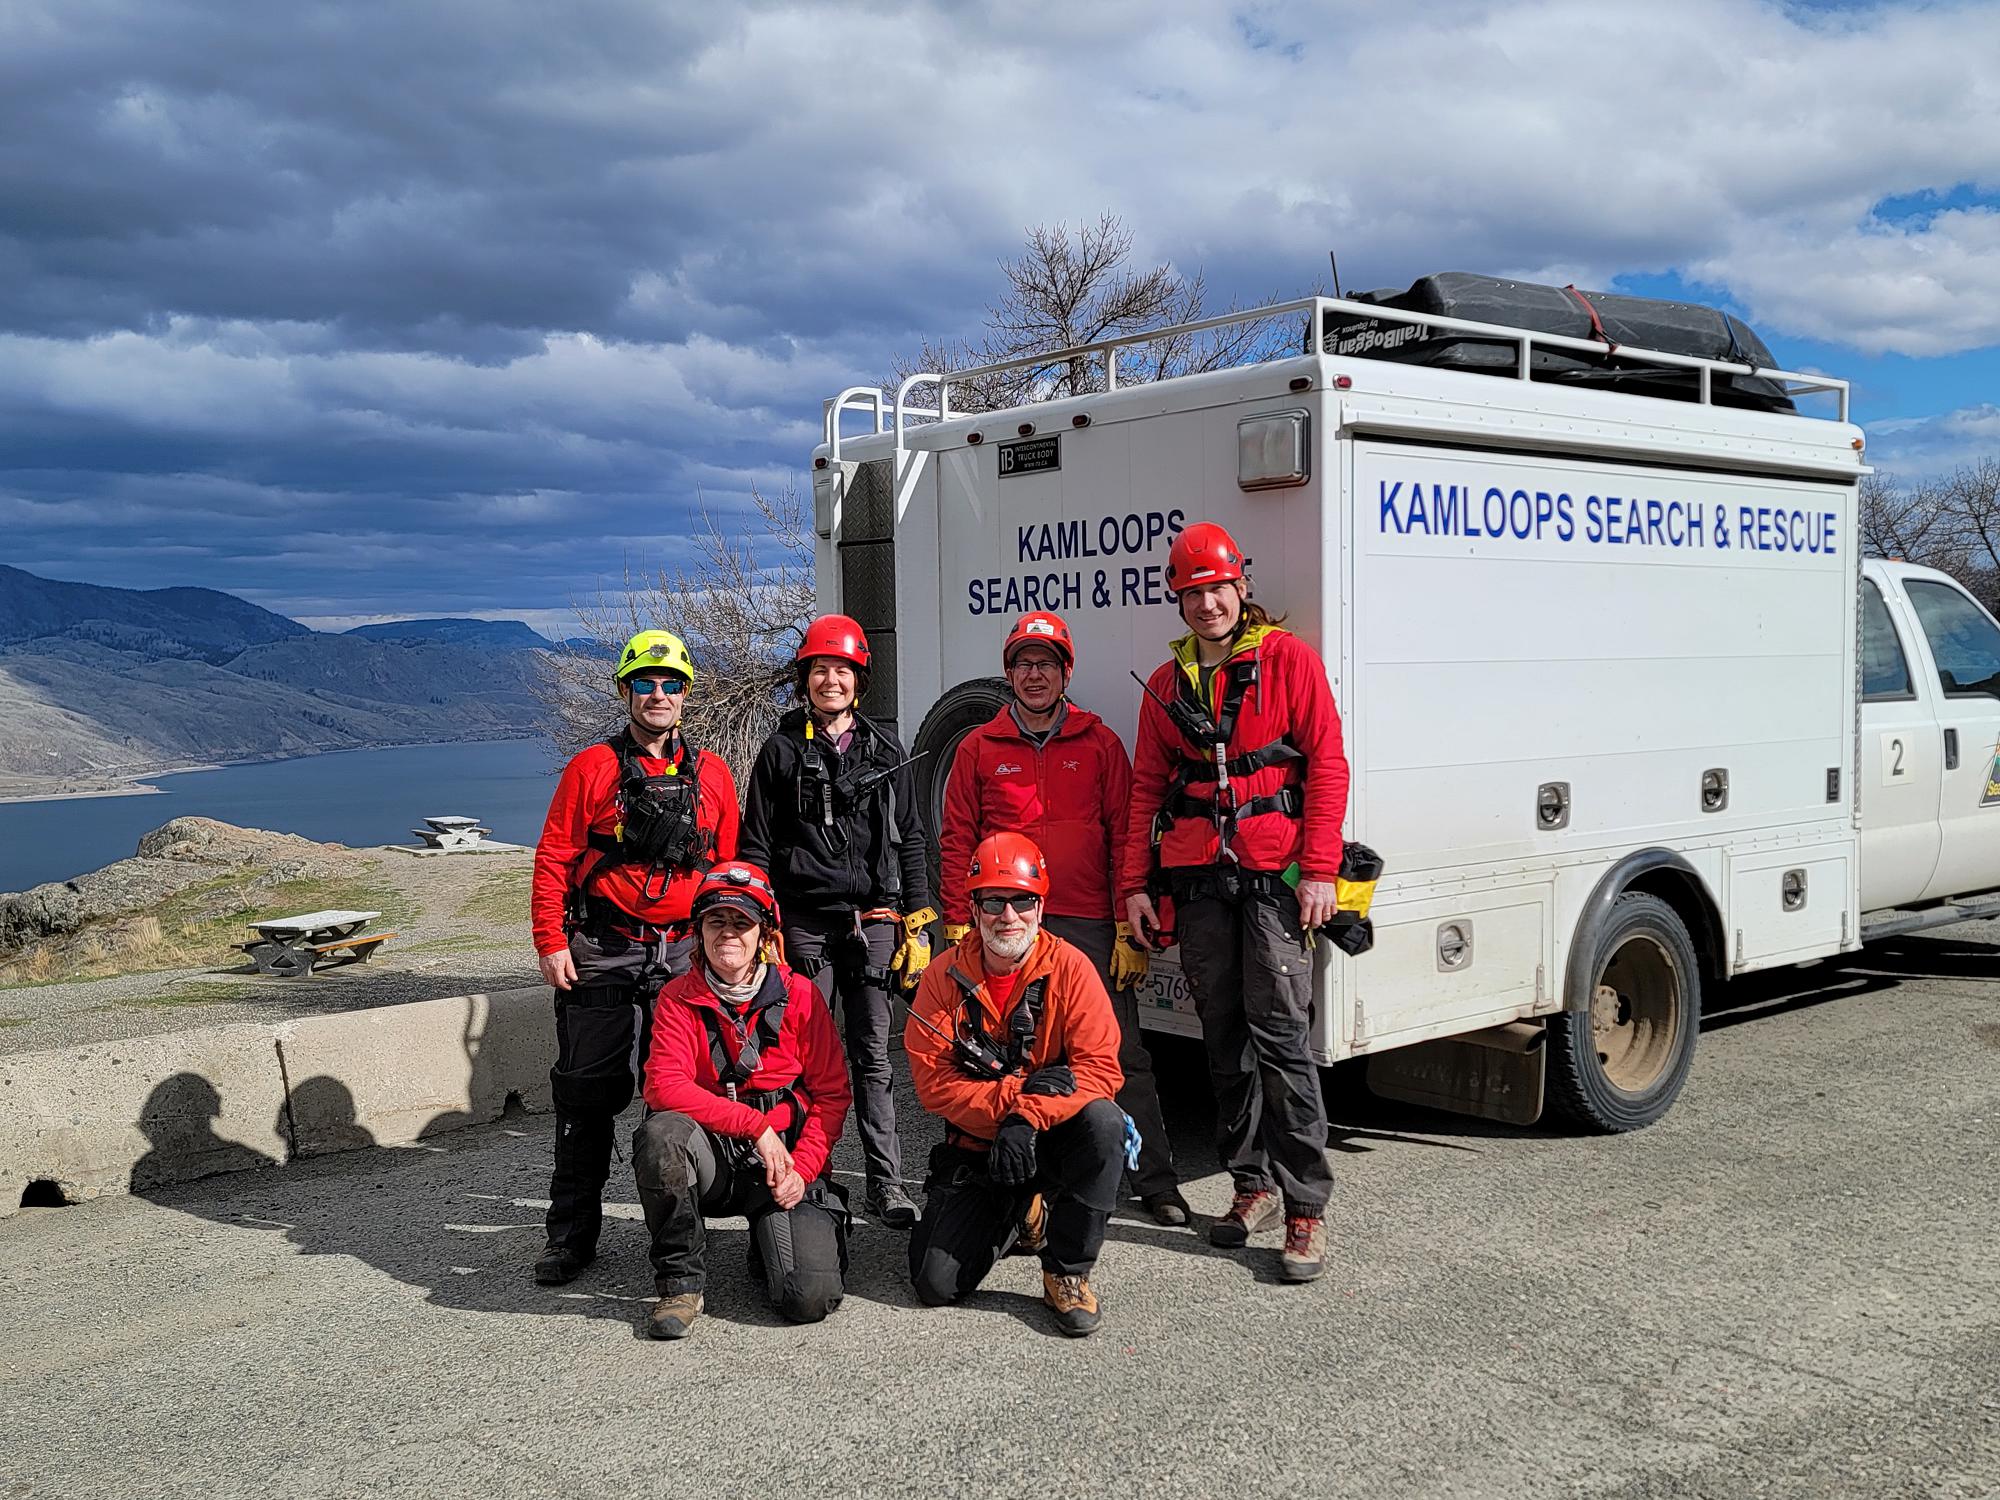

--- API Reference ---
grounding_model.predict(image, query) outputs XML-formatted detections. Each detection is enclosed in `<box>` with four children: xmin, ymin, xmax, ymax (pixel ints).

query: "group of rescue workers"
<box><xmin>529</xmin><ymin>519</ymin><xmax>1359</xmax><ymax>1340</ymax></box>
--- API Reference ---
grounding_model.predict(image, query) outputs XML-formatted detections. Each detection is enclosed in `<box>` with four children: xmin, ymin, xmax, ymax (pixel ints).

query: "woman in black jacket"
<box><xmin>739</xmin><ymin>614</ymin><xmax>935</xmax><ymax>1228</ymax></box>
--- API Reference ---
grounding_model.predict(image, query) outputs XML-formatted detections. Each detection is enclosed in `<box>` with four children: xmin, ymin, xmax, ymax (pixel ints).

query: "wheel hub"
<box><xmin>1590</xmin><ymin>934</ymin><xmax>1681</xmax><ymax>1094</ymax></box>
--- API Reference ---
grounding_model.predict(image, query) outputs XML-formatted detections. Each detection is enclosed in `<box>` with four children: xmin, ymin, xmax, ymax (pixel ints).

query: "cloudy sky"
<box><xmin>4</xmin><ymin>0</ymin><xmax>1998</xmax><ymax>633</ymax></box>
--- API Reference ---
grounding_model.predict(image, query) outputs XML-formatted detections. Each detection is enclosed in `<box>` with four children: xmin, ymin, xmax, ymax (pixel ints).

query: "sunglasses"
<box><xmin>626</xmin><ymin>677</ymin><xmax>687</xmax><ymax>697</ymax></box>
<box><xmin>973</xmin><ymin>892</ymin><xmax>1041</xmax><ymax>916</ymax></box>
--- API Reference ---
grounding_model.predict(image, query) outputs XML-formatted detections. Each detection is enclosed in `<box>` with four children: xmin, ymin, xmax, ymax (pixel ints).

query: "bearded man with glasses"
<box><xmin>528</xmin><ymin>629</ymin><xmax>740</xmax><ymax>1287</ymax></box>
<box><xmin>903</xmin><ymin>832</ymin><xmax>1127</xmax><ymax>1337</ymax></box>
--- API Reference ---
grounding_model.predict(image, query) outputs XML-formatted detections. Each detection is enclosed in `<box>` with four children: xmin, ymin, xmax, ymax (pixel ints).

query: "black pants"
<box><xmin>543</xmin><ymin>924</ymin><xmax>694</xmax><ymax>1256</ymax></box>
<box><xmin>908</xmin><ymin>1098</ymin><xmax>1124</xmax><ymax>1303</ymax></box>
<box><xmin>632</xmin><ymin>1111</ymin><xmax>847</xmax><ymax>1323</ymax></box>
<box><xmin>783</xmin><ymin>910</ymin><xmax>904</xmax><ymax>1190</ymax></box>
<box><xmin>1043</xmin><ymin>915</ymin><xmax>1178</xmax><ymax>1198</ymax></box>
<box><xmin>1178</xmin><ymin>888</ymin><xmax>1333</xmax><ymax>1213</ymax></box>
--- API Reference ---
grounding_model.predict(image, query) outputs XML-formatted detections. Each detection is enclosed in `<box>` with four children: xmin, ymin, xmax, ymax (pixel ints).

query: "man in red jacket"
<box><xmin>905</xmin><ymin>832</ymin><xmax>1126</xmax><ymax>1337</ymax></box>
<box><xmin>633</xmin><ymin>862</ymin><xmax>852</xmax><ymax>1339</ymax></box>
<box><xmin>938</xmin><ymin>610</ymin><xmax>1190</xmax><ymax>1226</ymax></box>
<box><xmin>528</xmin><ymin>629</ymin><xmax>739</xmax><ymax>1288</ymax></box>
<box><xmin>1122</xmin><ymin>522</ymin><xmax>1350</xmax><ymax>1284</ymax></box>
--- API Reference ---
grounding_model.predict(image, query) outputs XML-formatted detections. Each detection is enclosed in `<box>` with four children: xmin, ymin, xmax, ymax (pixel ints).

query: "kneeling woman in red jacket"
<box><xmin>632</xmin><ymin>862</ymin><xmax>853</xmax><ymax>1340</ymax></box>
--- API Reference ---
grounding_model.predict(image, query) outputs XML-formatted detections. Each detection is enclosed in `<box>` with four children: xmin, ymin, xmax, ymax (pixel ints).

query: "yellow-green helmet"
<box><xmin>615</xmin><ymin>629</ymin><xmax>695</xmax><ymax>686</ymax></box>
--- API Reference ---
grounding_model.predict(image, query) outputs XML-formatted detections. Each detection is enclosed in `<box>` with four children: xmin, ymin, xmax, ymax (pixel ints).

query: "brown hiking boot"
<box><xmin>1281</xmin><ymin>1214</ymin><xmax>1326</xmax><ymax>1282</ymax></box>
<box><xmin>1042</xmin><ymin>1272</ymin><xmax>1101</xmax><ymax>1337</ymax></box>
<box><xmin>1008</xmin><ymin>1193</ymin><xmax>1048</xmax><ymax>1257</ymax></box>
<box><xmin>1209</xmin><ymin>1188</ymin><xmax>1280</xmax><ymax>1248</ymax></box>
<box><xmin>646</xmin><ymin>1292</ymin><xmax>703</xmax><ymax>1340</ymax></box>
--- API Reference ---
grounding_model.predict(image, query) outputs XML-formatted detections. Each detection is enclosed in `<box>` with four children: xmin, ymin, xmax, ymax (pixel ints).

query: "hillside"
<box><xmin>0</xmin><ymin>565</ymin><xmax>308</xmax><ymax>664</ymax></box>
<box><xmin>0</xmin><ymin>567</ymin><xmax>552</xmax><ymax>798</ymax></box>
<box><xmin>346</xmin><ymin>618</ymin><xmax>551</xmax><ymax>650</ymax></box>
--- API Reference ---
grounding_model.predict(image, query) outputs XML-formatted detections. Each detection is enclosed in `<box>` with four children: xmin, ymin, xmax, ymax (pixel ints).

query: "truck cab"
<box><xmin>1859</xmin><ymin>559</ymin><xmax>2000</xmax><ymax>913</ymax></box>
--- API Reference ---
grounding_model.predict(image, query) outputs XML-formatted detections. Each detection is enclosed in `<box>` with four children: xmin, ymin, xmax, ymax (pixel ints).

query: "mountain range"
<box><xmin>0</xmin><ymin>567</ymin><xmax>560</xmax><ymax>798</ymax></box>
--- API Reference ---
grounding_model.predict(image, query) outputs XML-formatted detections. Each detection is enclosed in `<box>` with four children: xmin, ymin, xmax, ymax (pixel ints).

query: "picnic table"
<box><xmin>239</xmin><ymin>909</ymin><xmax>396</xmax><ymax>979</ymax></box>
<box><xmin>410</xmin><ymin>815</ymin><xmax>494</xmax><ymax>850</ymax></box>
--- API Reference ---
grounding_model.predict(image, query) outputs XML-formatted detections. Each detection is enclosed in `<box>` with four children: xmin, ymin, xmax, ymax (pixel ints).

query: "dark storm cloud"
<box><xmin>1</xmin><ymin>0</ymin><xmax>1996</xmax><ymax>621</ymax></box>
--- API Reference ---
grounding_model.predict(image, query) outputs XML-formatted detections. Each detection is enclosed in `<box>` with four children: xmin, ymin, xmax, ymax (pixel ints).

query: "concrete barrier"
<box><xmin>278</xmin><ymin>987</ymin><xmax>553</xmax><ymax>1154</ymax></box>
<box><xmin>0</xmin><ymin>1024</ymin><xmax>291</xmax><ymax>1214</ymax></box>
<box><xmin>1</xmin><ymin>986</ymin><xmax>556</xmax><ymax>1218</ymax></box>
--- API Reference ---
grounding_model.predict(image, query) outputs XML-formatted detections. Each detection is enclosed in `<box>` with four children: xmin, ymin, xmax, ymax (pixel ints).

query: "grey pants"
<box><xmin>544</xmin><ymin>925</ymin><xmax>694</xmax><ymax>1254</ymax></box>
<box><xmin>783</xmin><ymin>911</ymin><xmax>904</xmax><ymax>1190</ymax></box>
<box><xmin>1042</xmin><ymin>915</ymin><xmax>1179</xmax><ymax>1198</ymax></box>
<box><xmin>631</xmin><ymin>1110</ymin><xmax>847</xmax><ymax>1324</ymax></box>
<box><xmin>1177</xmin><ymin>890</ymin><xmax>1333</xmax><ymax>1213</ymax></box>
<box><xmin>909</xmin><ymin>1097</ymin><xmax>1126</xmax><ymax>1302</ymax></box>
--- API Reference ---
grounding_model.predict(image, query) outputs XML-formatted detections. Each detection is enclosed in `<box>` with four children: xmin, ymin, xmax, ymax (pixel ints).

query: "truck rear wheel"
<box><xmin>1546</xmin><ymin>892</ymin><xmax>1701</xmax><ymax>1132</ymax></box>
<box><xmin>910</xmin><ymin>677</ymin><xmax>1010</xmax><ymax>896</ymax></box>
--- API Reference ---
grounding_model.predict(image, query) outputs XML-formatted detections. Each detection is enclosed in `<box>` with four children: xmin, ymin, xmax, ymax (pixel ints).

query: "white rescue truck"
<box><xmin>809</xmin><ymin>294</ymin><xmax>2000</xmax><ymax>1130</ymax></box>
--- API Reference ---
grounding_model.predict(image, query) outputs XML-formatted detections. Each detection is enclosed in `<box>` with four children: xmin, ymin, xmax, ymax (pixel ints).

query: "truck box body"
<box><xmin>812</xmin><ymin>297</ymin><xmax>1998</xmax><ymax>1113</ymax></box>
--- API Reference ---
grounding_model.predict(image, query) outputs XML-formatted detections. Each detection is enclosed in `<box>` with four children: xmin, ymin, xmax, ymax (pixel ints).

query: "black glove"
<box><xmin>1019</xmin><ymin>1064</ymin><xmax>1076</xmax><ymax>1097</ymax></box>
<box><xmin>988</xmin><ymin>1116</ymin><xmax>1038</xmax><ymax>1187</ymax></box>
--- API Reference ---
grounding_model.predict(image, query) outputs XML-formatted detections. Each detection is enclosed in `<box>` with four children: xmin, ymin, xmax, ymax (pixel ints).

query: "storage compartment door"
<box><xmin>1727</xmin><ymin>848</ymin><xmax>1852</xmax><ymax>971</ymax></box>
<box><xmin>1351</xmin><ymin>887</ymin><xmax>1551</xmax><ymax>1052</ymax></box>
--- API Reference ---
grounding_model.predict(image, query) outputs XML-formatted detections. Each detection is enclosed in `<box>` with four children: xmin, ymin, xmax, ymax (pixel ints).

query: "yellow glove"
<box><xmin>943</xmin><ymin>922</ymin><xmax>970</xmax><ymax>944</ymax></box>
<box><xmin>1110</xmin><ymin>921</ymin><xmax>1151</xmax><ymax>991</ymax></box>
<box><xmin>892</xmin><ymin>907</ymin><xmax>938</xmax><ymax>993</ymax></box>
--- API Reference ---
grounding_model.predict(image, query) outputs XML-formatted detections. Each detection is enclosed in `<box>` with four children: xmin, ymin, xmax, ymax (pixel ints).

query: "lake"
<box><xmin>0</xmin><ymin>738</ymin><xmax>563</xmax><ymax>894</ymax></box>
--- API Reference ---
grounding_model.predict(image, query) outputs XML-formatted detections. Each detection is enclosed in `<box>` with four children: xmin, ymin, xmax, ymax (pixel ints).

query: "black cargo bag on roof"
<box><xmin>1319</xmin><ymin>272</ymin><xmax>1795</xmax><ymax>413</ymax></box>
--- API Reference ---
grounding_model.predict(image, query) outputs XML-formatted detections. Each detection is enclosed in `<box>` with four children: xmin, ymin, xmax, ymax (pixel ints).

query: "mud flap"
<box><xmin>1364</xmin><ymin>1021</ymin><xmax>1546</xmax><ymax>1126</ymax></box>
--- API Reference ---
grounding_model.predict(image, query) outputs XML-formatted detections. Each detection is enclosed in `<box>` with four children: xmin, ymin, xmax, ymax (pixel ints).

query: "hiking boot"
<box><xmin>533</xmin><ymin>1243</ymin><xmax>594</xmax><ymax>1286</ymax></box>
<box><xmin>1281</xmin><ymin>1214</ymin><xmax>1326</xmax><ymax>1283</ymax></box>
<box><xmin>647</xmin><ymin>1292</ymin><xmax>703</xmax><ymax>1340</ymax></box>
<box><xmin>1008</xmin><ymin>1193</ymin><xmax>1048</xmax><ymax>1257</ymax></box>
<box><xmin>1208</xmin><ymin>1188</ymin><xmax>1280</xmax><ymax>1248</ymax></box>
<box><xmin>1142</xmin><ymin>1188</ymin><xmax>1194</xmax><ymax>1227</ymax></box>
<box><xmin>866</xmin><ymin>1179</ymin><xmax>919</xmax><ymax>1230</ymax></box>
<box><xmin>1042</xmin><ymin>1272</ymin><xmax>1101</xmax><ymax>1337</ymax></box>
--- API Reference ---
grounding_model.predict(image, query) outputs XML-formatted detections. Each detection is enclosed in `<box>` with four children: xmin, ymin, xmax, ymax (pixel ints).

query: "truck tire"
<box><xmin>1546</xmin><ymin>892</ymin><xmax>1701</xmax><ymax>1132</ymax></box>
<box><xmin>910</xmin><ymin>677</ymin><xmax>1011</xmax><ymax>896</ymax></box>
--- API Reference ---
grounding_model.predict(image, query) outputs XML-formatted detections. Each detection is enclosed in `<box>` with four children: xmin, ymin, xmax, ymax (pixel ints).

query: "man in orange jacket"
<box><xmin>904</xmin><ymin>832</ymin><xmax>1126</xmax><ymax>1337</ymax></box>
<box><xmin>1123</xmin><ymin>521</ymin><xmax>1350</xmax><ymax>1284</ymax></box>
<box><xmin>528</xmin><ymin>628</ymin><xmax>738</xmax><ymax>1287</ymax></box>
<box><xmin>937</xmin><ymin>609</ymin><xmax>1189</xmax><ymax>1226</ymax></box>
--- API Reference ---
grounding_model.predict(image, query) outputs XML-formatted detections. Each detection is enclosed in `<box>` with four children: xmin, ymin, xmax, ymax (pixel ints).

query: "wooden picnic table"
<box><xmin>239</xmin><ymin>909</ymin><xmax>396</xmax><ymax>978</ymax></box>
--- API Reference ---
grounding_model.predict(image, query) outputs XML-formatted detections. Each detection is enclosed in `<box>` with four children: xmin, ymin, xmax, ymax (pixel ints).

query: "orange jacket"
<box><xmin>903</xmin><ymin>928</ymin><xmax>1124</xmax><ymax>1144</ymax></box>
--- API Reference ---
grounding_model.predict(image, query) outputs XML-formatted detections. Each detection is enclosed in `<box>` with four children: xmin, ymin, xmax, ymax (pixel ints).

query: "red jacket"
<box><xmin>938</xmin><ymin>704</ymin><xmax>1132</xmax><ymax>925</ymax></box>
<box><xmin>904</xmin><ymin>929</ymin><xmax>1123</xmax><ymax>1144</ymax></box>
<box><xmin>1121</xmin><ymin>624</ymin><xmax>1348</xmax><ymax>894</ymax></box>
<box><xmin>530</xmin><ymin>737</ymin><xmax>739</xmax><ymax>956</ymax></box>
<box><xmin>643</xmin><ymin>964</ymin><xmax>852</xmax><ymax>1183</ymax></box>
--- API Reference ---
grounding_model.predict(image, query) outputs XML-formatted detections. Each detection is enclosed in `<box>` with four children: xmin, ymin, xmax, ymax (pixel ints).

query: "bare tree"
<box><xmin>538</xmin><ymin>484</ymin><xmax>815</xmax><ymax>785</ymax></box>
<box><xmin>888</xmin><ymin>213</ymin><xmax>1298</xmax><ymax>413</ymax></box>
<box><xmin>1860</xmin><ymin>472</ymin><xmax>1962</xmax><ymax>571</ymax></box>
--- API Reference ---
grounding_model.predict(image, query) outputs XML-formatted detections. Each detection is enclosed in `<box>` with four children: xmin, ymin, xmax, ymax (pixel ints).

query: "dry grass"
<box><xmin>0</xmin><ymin>874</ymin><xmax>415</xmax><ymax>987</ymax></box>
<box><xmin>453</xmin><ymin>867</ymin><xmax>532</xmax><ymax>926</ymax></box>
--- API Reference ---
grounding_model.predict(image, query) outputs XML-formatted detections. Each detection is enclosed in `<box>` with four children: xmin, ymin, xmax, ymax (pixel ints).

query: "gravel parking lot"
<box><xmin>3</xmin><ymin>923</ymin><xmax>1995</xmax><ymax>1499</ymax></box>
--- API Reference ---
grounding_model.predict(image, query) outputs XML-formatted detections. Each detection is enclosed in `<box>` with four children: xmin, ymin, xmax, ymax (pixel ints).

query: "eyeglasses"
<box><xmin>1008</xmin><ymin>657</ymin><xmax>1064</xmax><ymax>675</ymax></box>
<box><xmin>626</xmin><ymin>677</ymin><xmax>687</xmax><ymax>697</ymax></box>
<box><xmin>973</xmin><ymin>892</ymin><xmax>1041</xmax><ymax>916</ymax></box>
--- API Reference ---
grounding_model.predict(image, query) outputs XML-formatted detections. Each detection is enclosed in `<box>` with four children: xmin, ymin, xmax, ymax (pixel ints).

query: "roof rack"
<box><xmin>823</xmin><ymin>295</ymin><xmax>1850</xmax><ymax>461</ymax></box>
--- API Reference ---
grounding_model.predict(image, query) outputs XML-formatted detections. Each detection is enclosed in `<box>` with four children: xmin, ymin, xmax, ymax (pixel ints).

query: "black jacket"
<box><xmin>739</xmin><ymin>708</ymin><xmax>933</xmax><ymax>916</ymax></box>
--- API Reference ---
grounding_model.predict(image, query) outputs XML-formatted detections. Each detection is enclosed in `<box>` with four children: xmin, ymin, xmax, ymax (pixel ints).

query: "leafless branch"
<box><xmin>533</xmin><ymin>485</ymin><xmax>816</xmax><ymax>786</ymax></box>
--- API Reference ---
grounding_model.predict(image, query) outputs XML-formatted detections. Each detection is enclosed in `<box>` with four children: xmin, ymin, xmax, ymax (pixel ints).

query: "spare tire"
<box><xmin>910</xmin><ymin>677</ymin><xmax>1010</xmax><ymax>897</ymax></box>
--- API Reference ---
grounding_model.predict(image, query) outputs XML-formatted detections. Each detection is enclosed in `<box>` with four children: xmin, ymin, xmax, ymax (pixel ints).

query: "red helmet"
<box><xmin>1165</xmin><ymin>521</ymin><xmax>1246</xmax><ymax>594</ymax></box>
<box><xmin>796</xmin><ymin>614</ymin><xmax>871</xmax><ymax>670</ymax></box>
<box><xmin>1003</xmin><ymin>610</ymin><xmax>1074</xmax><ymax>670</ymax></box>
<box><xmin>690</xmin><ymin>862</ymin><xmax>780</xmax><ymax>927</ymax></box>
<box><xmin>966</xmin><ymin>831</ymin><xmax>1050</xmax><ymax>897</ymax></box>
